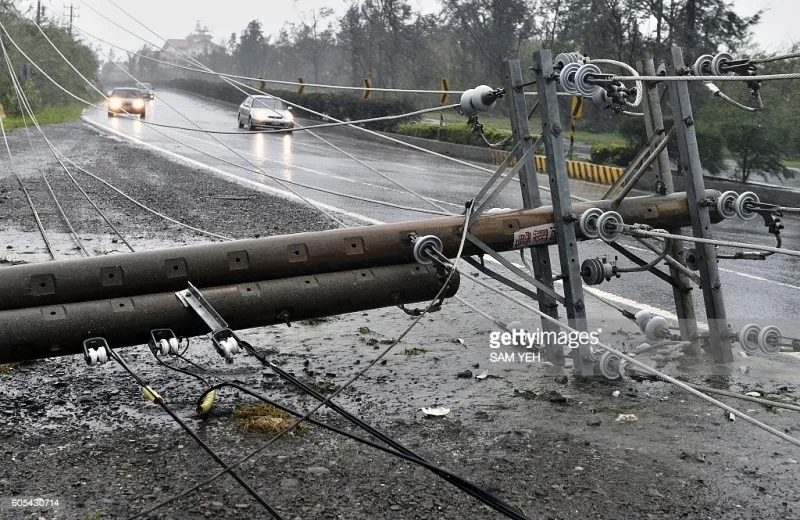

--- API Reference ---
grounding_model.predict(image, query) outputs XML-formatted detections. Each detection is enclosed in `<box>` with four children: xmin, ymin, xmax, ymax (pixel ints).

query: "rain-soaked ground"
<box><xmin>0</xmin><ymin>121</ymin><xmax>799</xmax><ymax>519</ymax></box>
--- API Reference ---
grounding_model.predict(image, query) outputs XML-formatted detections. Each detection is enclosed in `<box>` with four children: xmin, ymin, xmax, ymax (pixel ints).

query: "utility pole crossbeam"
<box><xmin>666</xmin><ymin>47</ymin><xmax>732</xmax><ymax>363</ymax></box>
<box><xmin>505</xmin><ymin>58</ymin><xmax>562</xmax><ymax>364</ymax></box>
<box><xmin>639</xmin><ymin>57</ymin><xmax>700</xmax><ymax>354</ymax></box>
<box><xmin>533</xmin><ymin>50</ymin><xmax>592</xmax><ymax>376</ymax></box>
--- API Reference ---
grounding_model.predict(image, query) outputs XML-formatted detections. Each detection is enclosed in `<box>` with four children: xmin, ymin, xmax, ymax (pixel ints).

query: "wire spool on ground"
<box><xmin>597</xmin><ymin>351</ymin><xmax>622</xmax><ymax>380</ymax></box>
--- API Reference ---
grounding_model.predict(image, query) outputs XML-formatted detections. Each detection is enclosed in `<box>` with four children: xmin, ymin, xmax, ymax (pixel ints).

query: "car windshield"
<box><xmin>252</xmin><ymin>97</ymin><xmax>284</xmax><ymax>110</ymax></box>
<box><xmin>112</xmin><ymin>89</ymin><xmax>142</xmax><ymax>99</ymax></box>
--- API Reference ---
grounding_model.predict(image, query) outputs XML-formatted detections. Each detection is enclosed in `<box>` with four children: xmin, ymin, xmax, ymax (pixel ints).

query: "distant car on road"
<box><xmin>137</xmin><ymin>82</ymin><xmax>154</xmax><ymax>100</ymax></box>
<box><xmin>238</xmin><ymin>95</ymin><xmax>294</xmax><ymax>132</ymax></box>
<box><xmin>107</xmin><ymin>88</ymin><xmax>146</xmax><ymax>118</ymax></box>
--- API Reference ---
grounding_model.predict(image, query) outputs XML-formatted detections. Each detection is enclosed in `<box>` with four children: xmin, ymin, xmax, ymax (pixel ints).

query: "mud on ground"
<box><xmin>0</xmin><ymin>122</ymin><xmax>798</xmax><ymax>520</ymax></box>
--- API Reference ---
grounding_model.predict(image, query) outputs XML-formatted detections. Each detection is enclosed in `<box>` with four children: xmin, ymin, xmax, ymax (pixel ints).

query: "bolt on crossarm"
<box><xmin>639</xmin><ymin>56</ymin><xmax>700</xmax><ymax>355</ymax></box>
<box><xmin>505</xmin><ymin>58</ymin><xmax>562</xmax><ymax>364</ymax></box>
<box><xmin>666</xmin><ymin>46</ymin><xmax>732</xmax><ymax>363</ymax></box>
<box><xmin>533</xmin><ymin>49</ymin><xmax>592</xmax><ymax>376</ymax></box>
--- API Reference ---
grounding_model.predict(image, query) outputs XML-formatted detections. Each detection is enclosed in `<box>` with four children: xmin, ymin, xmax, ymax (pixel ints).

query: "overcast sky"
<box><xmin>26</xmin><ymin>0</ymin><xmax>799</xmax><ymax>55</ymax></box>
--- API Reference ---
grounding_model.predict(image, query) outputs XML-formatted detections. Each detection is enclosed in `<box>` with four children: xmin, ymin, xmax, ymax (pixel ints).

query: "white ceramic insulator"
<box><xmin>168</xmin><ymin>338</ymin><xmax>180</xmax><ymax>355</ymax></box>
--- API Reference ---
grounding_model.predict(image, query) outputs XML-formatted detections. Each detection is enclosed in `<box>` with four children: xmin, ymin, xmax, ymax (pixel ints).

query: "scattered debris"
<box><xmin>234</xmin><ymin>404</ymin><xmax>307</xmax><ymax>433</ymax></box>
<box><xmin>574</xmin><ymin>466</ymin><xmax>584</xmax><ymax>471</ymax></box>
<box><xmin>555</xmin><ymin>375</ymin><xmax>568</xmax><ymax>385</ymax></box>
<box><xmin>421</xmin><ymin>407</ymin><xmax>450</xmax><ymax>416</ymax></box>
<box><xmin>512</xmin><ymin>389</ymin><xmax>537</xmax><ymax>400</ymax></box>
<box><xmin>612</xmin><ymin>390</ymin><xmax>620</xmax><ymax>397</ymax></box>
<box><xmin>616</xmin><ymin>414</ymin><xmax>638</xmax><ymax>422</ymax></box>
<box><xmin>456</xmin><ymin>338</ymin><xmax>465</xmax><ymax>345</ymax></box>
<box><xmin>739</xmin><ymin>365</ymin><xmax>751</xmax><ymax>375</ymax></box>
<box><xmin>548</xmin><ymin>390</ymin><xmax>568</xmax><ymax>404</ymax></box>
<box><xmin>725</xmin><ymin>411</ymin><xmax>736</xmax><ymax>421</ymax></box>
<box><xmin>357</xmin><ymin>327</ymin><xmax>373</xmax><ymax>335</ymax></box>
<box><xmin>402</xmin><ymin>348</ymin><xmax>427</xmax><ymax>356</ymax></box>
<box><xmin>587</xmin><ymin>418</ymin><xmax>602</xmax><ymax>427</ymax></box>
<box><xmin>745</xmin><ymin>391</ymin><xmax>762</xmax><ymax>397</ymax></box>
<box><xmin>476</xmin><ymin>370</ymin><xmax>488</xmax><ymax>380</ymax></box>
<box><xmin>456</xmin><ymin>370</ymin><xmax>473</xmax><ymax>379</ymax></box>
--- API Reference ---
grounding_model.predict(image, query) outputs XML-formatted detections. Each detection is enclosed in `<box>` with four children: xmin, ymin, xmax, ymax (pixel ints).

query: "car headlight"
<box><xmin>251</xmin><ymin>109</ymin><xmax>268</xmax><ymax>119</ymax></box>
<box><xmin>286</xmin><ymin>112</ymin><xmax>294</xmax><ymax>121</ymax></box>
<box><xmin>109</xmin><ymin>99</ymin><xmax>121</xmax><ymax>109</ymax></box>
<box><xmin>132</xmin><ymin>99</ymin><xmax>145</xmax><ymax>109</ymax></box>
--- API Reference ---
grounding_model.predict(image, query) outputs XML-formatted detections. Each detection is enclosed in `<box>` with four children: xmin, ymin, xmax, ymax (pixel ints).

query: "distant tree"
<box><xmin>235</xmin><ymin>20</ymin><xmax>269</xmax><ymax>77</ymax></box>
<box><xmin>292</xmin><ymin>8</ymin><xmax>335</xmax><ymax>83</ymax></box>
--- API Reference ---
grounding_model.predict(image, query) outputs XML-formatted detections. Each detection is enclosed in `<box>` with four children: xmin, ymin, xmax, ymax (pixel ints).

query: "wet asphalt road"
<box><xmin>82</xmin><ymin>89</ymin><xmax>800</xmax><ymax>336</ymax></box>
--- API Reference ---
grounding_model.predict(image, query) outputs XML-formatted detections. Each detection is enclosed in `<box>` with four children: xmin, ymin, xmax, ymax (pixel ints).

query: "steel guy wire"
<box><xmin>0</xmin><ymin>40</ymin><xmax>90</xmax><ymax>257</ymax></box>
<box><xmin>609</xmin><ymin>73</ymin><xmax>800</xmax><ymax>82</ymax></box>
<box><xmin>750</xmin><ymin>52</ymin><xmax>800</xmax><ymax>65</ymax></box>
<box><xmin>427</xmin><ymin>248</ymin><xmax>800</xmax><ymax>450</ymax></box>
<box><xmin>623</xmin><ymin>226</ymin><xmax>800</xmax><ymax>259</ymax></box>
<box><xmin>101</xmin><ymin>346</ymin><xmax>285</xmax><ymax>519</ymax></box>
<box><xmin>124</xmin><ymin>203</ymin><xmax>477</xmax><ymax>520</ymax></box>
<box><xmin>0</xmin><ymin>105</ymin><xmax>57</xmax><ymax>260</ymax></box>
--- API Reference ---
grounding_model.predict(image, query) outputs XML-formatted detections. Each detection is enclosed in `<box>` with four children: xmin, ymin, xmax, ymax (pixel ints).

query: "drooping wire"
<box><xmin>102</xmin><ymin>346</ymin><xmax>285</xmax><ymax>519</ymax></box>
<box><xmin>124</xmin><ymin>204</ymin><xmax>481</xmax><ymax>520</ymax></box>
<box><xmin>0</xmin><ymin>38</ymin><xmax>90</xmax><ymax>257</ymax></box>
<box><xmin>0</xmin><ymin>104</ymin><xmax>57</xmax><ymax>260</ymax></box>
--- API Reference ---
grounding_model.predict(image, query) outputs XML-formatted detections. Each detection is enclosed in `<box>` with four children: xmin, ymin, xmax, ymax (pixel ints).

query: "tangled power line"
<box><xmin>2</xmin><ymin>1</ymin><xmax>800</xmax><ymax>519</ymax></box>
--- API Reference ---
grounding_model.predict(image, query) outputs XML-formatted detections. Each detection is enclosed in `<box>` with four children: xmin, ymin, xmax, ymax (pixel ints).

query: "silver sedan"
<box><xmin>237</xmin><ymin>95</ymin><xmax>295</xmax><ymax>132</ymax></box>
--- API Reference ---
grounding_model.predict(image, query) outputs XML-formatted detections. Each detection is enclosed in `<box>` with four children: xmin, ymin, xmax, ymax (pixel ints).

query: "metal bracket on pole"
<box><xmin>639</xmin><ymin>57</ymin><xmax>700</xmax><ymax>354</ymax></box>
<box><xmin>532</xmin><ymin>51</ymin><xmax>592</xmax><ymax>375</ymax></box>
<box><xmin>176</xmin><ymin>282</ymin><xmax>243</xmax><ymax>363</ymax></box>
<box><xmin>505</xmin><ymin>58</ymin><xmax>563</xmax><ymax>364</ymax></box>
<box><xmin>666</xmin><ymin>48</ymin><xmax>731</xmax><ymax>362</ymax></box>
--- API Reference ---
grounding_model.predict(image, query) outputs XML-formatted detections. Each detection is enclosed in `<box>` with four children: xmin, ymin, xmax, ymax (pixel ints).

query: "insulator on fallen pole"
<box><xmin>0</xmin><ymin>263</ymin><xmax>459</xmax><ymax>364</ymax></box>
<box><xmin>0</xmin><ymin>191</ymin><xmax>722</xmax><ymax>313</ymax></box>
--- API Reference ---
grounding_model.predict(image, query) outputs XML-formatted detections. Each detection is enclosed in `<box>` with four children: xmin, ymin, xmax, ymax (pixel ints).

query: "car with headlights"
<box><xmin>237</xmin><ymin>95</ymin><xmax>294</xmax><ymax>132</ymax></box>
<box><xmin>137</xmin><ymin>82</ymin><xmax>154</xmax><ymax>100</ymax></box>
<box><xmin>107</xmin><ymin>88</ymin><xmax>146</xmax><ymax>118</ymax></box>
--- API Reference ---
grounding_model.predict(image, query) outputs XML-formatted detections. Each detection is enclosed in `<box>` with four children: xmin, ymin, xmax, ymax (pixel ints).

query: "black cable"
<box><xmin>104</xmin><ymin>346</ymin><xmax>284</xmax><ymax>519</ymax></box>
<box><xmin>151</xmin><ymin>347</ymin><xmax>532</xmax><ymax>520</ymax></box>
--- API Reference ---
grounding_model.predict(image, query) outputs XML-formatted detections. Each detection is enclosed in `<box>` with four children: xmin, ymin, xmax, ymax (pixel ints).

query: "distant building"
<box><xmin>160</xmin><ymin>22</ymin><xmax>223</xmax><ymax>62</ymax></box>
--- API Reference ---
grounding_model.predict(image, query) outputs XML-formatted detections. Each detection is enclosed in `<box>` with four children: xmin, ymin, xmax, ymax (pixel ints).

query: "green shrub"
<box><xmin>394</xmin><ymin>122</ymin><xmax>514</xmax><ymax>150</ymax></box>
<box><xmin>158</xmin><ymin>79</ymin><xmax>419</xmax><ymax>131</ymax></box>
<box><xmin>590</xmin><ymin>144</ymin><xmax>637</xmax><ymax>166</ymax></box>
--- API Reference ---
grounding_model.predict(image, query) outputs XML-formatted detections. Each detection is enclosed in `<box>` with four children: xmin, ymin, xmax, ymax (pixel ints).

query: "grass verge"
<box><xmin>1</xmin><ymin>104</ymin><xmax>84</xmax><ymax>132</ymax></box>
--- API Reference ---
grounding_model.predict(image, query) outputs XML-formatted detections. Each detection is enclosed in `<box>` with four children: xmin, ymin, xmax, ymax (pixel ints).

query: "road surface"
<box><xmin>80</xmin><ymin>89</ymin><xmax>800</xmax><ymax>342</ymax></box>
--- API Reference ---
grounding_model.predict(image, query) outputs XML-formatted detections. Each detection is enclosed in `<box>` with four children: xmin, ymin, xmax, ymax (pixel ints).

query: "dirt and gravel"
<box><xmin>1</xmin><ymin>121</ymin><xmax>799</xmax><ymax>520</ymax></box>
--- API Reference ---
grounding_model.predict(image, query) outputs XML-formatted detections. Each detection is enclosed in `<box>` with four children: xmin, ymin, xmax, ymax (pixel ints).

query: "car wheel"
<box><xmin>248</xmin><ymin>116</ymin><xmax>255</xmax><ymax>131</ymax></box>
<box><xmin>140</xmin><ymin>111</ymin><xmax>146</xmax><ymax>119</ymax></box>
<box><xmin>107</xmin><ymin>112</ymin><xmax>114</xmax><ymax>118</ymax></box>
<box><xmin>238</xmin><ymin>113</ymin><xmax>244</xmax><ymax>128</ymax></box>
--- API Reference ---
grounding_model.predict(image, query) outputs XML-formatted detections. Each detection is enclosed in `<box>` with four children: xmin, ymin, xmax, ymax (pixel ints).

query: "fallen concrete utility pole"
<box><xmin>0</xmin><ymin>264</ymin><xmax>458</xmax><ymax>363</ymax></box>
<box><xmin>0</xmin><ymin>191</ymin><xmax>722</xmax><ymax>312</ymax></box>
